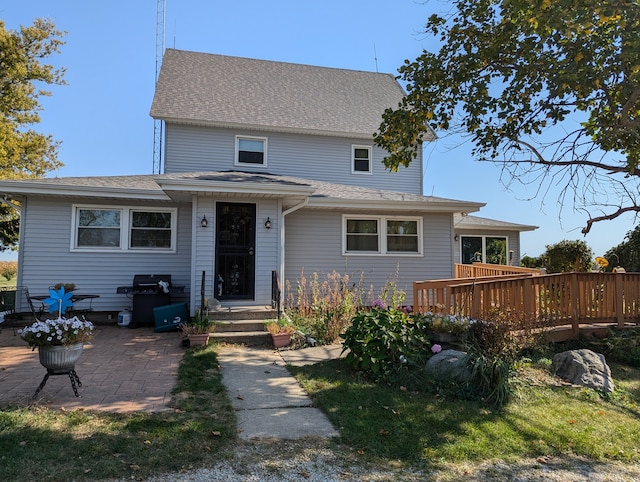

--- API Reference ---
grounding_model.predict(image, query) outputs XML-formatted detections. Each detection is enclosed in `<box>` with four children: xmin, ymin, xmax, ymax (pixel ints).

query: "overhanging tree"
<box><xmin>0</xmin><ymin>18</ymin><xmax>66</xmax><ymax>249</ymax></box>
<box><xmin>374</xmin><ymin>0</ymin><xmax>640</xmax><ymax>235</ymax></box>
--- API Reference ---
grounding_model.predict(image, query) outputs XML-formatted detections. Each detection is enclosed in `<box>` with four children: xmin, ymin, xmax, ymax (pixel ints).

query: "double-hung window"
<box><xmin>352</xmin><ymin>145</ymin><xmax>372</xmax><ymax>174</ymax></box>
<box><xmin>343</xmin><ymin>216</ymin><xmax>422</xmax><ymax>255</ymax></box>
<box><xmin>73</xmin><ymin>205</ymin><xmax>177</xmax><ymax>252</ymax></box>
<box><xmin>236</xmin><ymin>136</ymin><xmax>267</xmax><ymax>166</ymax></box>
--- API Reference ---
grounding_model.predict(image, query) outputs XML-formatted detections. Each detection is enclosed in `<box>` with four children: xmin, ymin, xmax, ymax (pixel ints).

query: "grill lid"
<box><xmin>133</xmin><ymin>274</ymin><xmax>172</xmax><ymax>287</ymax></box>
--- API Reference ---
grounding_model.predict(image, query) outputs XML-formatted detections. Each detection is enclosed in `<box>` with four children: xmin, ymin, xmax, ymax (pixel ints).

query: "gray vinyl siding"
<box><xmin>283</xmin><ymin>210</ymin><xmax>453</xmax><ymax>306</ymax></box>
<box><xmin>17</xmin><ymin>197</ymin><xmax>192</xmax><ymax>312</ymax></box>
<box><xmin>164</xmin><ymin>124</ymin><xmax>423</xmax><ymax>195</ymax></box>
<box><xmin>453</xmin><ymin>230</ymin><xmax>522</xmax><ymax>265</ymax></box>
<box><xmin>192</xmin><ymin>196</ymin><xmax>279</xmax><ymax>308</ymax></box>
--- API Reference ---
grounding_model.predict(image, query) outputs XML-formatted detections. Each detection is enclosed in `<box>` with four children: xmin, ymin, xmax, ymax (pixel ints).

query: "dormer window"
<box><xmin>352</xmin><ymin>145</ymin><xmax>372</xmax><ymax>174</ymax></box>
<box><xmin>236</xmin><ymin>136</ymin><xmax>267</xmax><ymax>166</ymax></box>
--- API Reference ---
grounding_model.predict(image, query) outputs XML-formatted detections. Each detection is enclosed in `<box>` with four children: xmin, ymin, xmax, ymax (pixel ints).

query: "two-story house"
<box><xmin>0</xmin><ymin>49</ymin><xmax>535</xmax><ymax>320</ymax></box>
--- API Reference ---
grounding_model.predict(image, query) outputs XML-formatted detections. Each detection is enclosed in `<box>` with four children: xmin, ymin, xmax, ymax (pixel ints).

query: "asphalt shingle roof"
<box><xmin>150</xmin><ymin>49</ymin><xmax>408</xmax><ymax>137</ymax></box>
<box><xmin>0</xmin><ymin>171</ymin><xmax>483</xmax><ymax>213</ymax></box>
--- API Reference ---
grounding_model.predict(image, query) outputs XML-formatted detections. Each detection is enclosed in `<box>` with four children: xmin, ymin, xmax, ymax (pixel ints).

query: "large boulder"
<box><xmin>552</xmin><ymin>349</ymin><xmax>614</xmax><ymax>393</ymax></box>
<box><xmin>426</xmin><ymin>349</ymin><xmax>471</xmax><ymax>382</ymax></box>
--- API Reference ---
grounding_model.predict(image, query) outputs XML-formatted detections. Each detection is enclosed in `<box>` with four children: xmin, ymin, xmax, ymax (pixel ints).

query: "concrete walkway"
<box><xmin>217</xmin><ymin>344</ymin><xmax>344</xmax><ymax>440</ymax></box>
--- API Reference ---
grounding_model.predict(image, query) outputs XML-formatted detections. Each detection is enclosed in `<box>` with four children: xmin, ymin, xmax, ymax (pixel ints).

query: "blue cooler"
<box><xmin>153</xmin><ymin>302</ymin><xmax>189</xmax><ymax>332</ymax></box>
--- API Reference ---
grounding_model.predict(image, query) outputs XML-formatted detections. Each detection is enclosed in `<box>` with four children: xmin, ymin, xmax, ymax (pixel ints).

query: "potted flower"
<box><xmin>423</xmin><ymin>312</ymin><xmax>472</xmax><ymax>344</ymax></box>
<box><xmin>53</xmin><ymin>282</ymin><xmax>76</xmax><ymax>293</ymax></box>
<box><xmin>19</xmin><ymin>287</ymin><xmax>95</xmax><ymax>372</ymax></box>
<box><xmin>265</xmin><ymin>319</ymin><xmax>296</xmax><ymax>348</ymax></box>
<box><xmin>179</xmin><ymin>310</ymin><xmax>215</xmax><ymax>347</ymax></box>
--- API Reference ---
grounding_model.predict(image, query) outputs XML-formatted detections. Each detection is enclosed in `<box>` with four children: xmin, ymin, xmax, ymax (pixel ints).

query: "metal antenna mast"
<box><xmin>152</xmin><ymin>0</ymin><xmax>166</xmax><ymax>174</ymax></box>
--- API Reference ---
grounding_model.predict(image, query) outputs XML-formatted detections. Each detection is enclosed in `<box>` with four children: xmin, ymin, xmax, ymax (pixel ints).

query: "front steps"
<box><xmin>210</xmin><ymin>306</ymin><xmax>278</xmax><ymax>345</ymax></box>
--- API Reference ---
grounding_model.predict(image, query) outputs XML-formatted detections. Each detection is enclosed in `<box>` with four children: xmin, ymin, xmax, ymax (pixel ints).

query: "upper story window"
<box><xmin>352</xmin><ymin>145</ymin><xmax>372</xmax><ymax>174</ymax></box>
<box><xmin>343</xmin><ymin>215</ymin><xmax>422</xmax><ymax>255</ymax></box>
<box><xmin>73</xmin><ymin>205</ymin><xmax>177</xmax><ymax>252</ymax></box>
<box><xmin>236</xmin><ymin>136</ymin><xmax>267</xmax><ymax>166</ymax></box>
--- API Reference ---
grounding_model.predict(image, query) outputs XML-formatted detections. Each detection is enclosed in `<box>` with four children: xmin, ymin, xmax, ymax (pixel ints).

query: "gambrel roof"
<box><xmin>150</xmin><ymin>49</ymin><xmax>434</xmax><ymax>140</ymax></box>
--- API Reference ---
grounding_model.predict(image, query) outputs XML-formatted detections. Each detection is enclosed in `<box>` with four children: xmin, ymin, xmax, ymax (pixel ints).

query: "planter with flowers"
<box><xmin>265</xmin><ymin>320</ymin><xmax>296</xmax><ymax>348</ymax></box>
<box><xmin>179</xmin><ymin>310</ymin><xmax>215</xmax><ymax>347</ymax></box>
<box><xmin>422</xmin><ymin>312</ymin><xmax>472</xmax><ymax>345</ymax></box>
<box><xmin>19</xmin><ymin>287</ymin><xmax>95</xmax><ymax>398</ymax></box>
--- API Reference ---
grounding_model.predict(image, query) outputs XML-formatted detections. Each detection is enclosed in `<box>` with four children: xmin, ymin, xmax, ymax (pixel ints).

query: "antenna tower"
<box><xmin>152</xmin><ymin>0</ymin><xmax>166</xmax><ymax>174</ymax></box>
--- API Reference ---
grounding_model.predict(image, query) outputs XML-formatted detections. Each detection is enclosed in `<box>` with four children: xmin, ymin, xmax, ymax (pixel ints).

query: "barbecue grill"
<box><xmin>116</xmin><ymin>274</ymin><xmax>184</xmax><ymax>328</ymax></box>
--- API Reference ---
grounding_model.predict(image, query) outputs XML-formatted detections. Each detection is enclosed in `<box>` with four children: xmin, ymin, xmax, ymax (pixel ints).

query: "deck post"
<box><xmin>615</xmin><ymin>273</ymin><xmax>624</xmax><ymax>327</ymax></box>
<box><xmin>570</xmin><ymin>273</ymin><xmax>580</xmax><ymax>336</ymax></box>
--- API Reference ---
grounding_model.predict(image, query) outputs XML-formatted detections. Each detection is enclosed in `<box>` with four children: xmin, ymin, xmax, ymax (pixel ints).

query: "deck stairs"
<box><xmin>209</xmin><ymin>306</ymin><xmax>278</xmax><ymax>345</ymax></box>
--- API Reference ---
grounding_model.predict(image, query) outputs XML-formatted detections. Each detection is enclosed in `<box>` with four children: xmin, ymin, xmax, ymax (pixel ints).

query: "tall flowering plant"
<box><xmin>19</xmin><ymin>287</ymin><xmax>95</xmax><ymax>350</ymax></box>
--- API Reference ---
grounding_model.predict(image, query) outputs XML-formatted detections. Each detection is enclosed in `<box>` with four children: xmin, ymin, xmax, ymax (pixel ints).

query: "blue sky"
<box><xmin>2</xmin><ymin>0</ymin><xmax>637</xmax><ymax>260</ymax></box>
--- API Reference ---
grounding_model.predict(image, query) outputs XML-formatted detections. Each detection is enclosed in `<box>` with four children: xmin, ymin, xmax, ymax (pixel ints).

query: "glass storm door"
<box><xmin>215</xmin><ymin>202</ymin><xmax>256</xmax><ymax>300</ymax></box>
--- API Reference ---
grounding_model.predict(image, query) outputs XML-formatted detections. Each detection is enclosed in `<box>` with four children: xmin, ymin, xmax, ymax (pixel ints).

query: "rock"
<box><xmin>552</xmin><ymin>349</ymin><xmax>614</xmax><ymax>393</ymax></box>
<box><xmin>426</xmin><ymin>349</ymin><xmax>471</xmax><ymax>382</ymax></box>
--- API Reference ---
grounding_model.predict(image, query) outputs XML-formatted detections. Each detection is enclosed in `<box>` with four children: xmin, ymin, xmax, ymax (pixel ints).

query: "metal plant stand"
<box><xmin>33</xmin><ymin>368</ymin><xmax>82</xmax><ymax>400</ymax></box>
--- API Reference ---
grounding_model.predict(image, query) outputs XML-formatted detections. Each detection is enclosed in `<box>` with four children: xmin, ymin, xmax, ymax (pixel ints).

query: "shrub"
<box><xmin>463</xmin><ymin>309</ymin><xmax>543</xmax><ymax>407</ymax></box>
<box><xmin>341</xmin><ymin>307</ymin><xmax>431</xmax><ymax>380</ymax></box>
<box><xmin>0</xmin><ymin>261</ymin><xmax>17</xmax><ymax>281</ymax></box>
<box><xmin>285</xmin><ymin>269</ymin><xmax>362</xmax><ymax>344</ymax></box>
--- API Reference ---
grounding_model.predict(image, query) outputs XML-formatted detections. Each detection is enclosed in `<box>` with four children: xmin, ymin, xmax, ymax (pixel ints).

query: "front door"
<box><xmin>215</xmin><ymin>202</ymin><xmax>256</xmax><ymax>300</ymax></box>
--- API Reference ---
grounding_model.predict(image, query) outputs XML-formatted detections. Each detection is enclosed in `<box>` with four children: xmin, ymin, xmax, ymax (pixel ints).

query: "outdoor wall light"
<box><xmin>264</xmin><ymin>217</ymin><xmax>272</xmax><ymax>229</ymax></box>
<box><xmin>201</xmin><ymin>215</ymin><xmax>208</xmax><ymax>228</ymax></box>
<box><xmin>454</xmin><ymin>235</ymin><xmax>459</xmax><ymax>241</ymax></box>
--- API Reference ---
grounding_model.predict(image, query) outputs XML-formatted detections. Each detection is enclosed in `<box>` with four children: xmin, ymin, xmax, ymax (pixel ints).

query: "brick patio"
<box><xmin>0</xmin><ymin>324</ymin><xmax>185</xmax><ymax>413</ymax></box>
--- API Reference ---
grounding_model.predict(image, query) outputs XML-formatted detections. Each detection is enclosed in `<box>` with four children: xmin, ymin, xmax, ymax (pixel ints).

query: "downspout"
<box><xmin>279</xmin><ymin>197</ymin><xmax>309</xmax><ymax>307</ymax></box>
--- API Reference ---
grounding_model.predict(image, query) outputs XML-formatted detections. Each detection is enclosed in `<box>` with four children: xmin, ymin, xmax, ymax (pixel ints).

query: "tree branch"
<box><xmin>582</xmin><ymin>206</ymin><xmax>640</xmax><ymax>234</ymax></box>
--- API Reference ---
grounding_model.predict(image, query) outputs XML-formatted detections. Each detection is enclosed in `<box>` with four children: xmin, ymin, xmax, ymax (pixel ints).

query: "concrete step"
<box><xmin>212</xmin><ymin>330</ymin><xmax>272</xmax><ymax>346</ymax></box>
<box><xmin>214</xmin><ymin>319</ymin><xmax>267</xmax><ymax>333</ymax></box>
<box><xmin>210</xmin><ymin>307</ymin><xmax>278</xmax><ymax>321</ymax></box>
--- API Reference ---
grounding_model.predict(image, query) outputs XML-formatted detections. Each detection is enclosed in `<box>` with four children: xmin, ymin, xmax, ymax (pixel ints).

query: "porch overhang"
<box><xmin>155</xmin><ymin>176</ymin><xmax>316</xmax><ymax>204</ymax></box>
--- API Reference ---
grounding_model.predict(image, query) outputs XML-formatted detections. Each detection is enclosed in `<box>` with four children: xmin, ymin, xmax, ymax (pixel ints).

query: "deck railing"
<box><xmin>414</xmin><ymin>271</ymin><xmax>640</xmax><ymax>336</ymax></box>
<box><xmin>455</xmin><ymin>262</ymin><xmax>543</xmax><ymax>278</ymax></box>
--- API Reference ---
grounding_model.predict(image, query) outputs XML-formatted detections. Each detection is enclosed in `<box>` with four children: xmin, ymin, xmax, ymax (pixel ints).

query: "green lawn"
<box><xmin>2</xmin><ymin>332</ymin><xmax>640</xmax><ymax>480</ymax></box>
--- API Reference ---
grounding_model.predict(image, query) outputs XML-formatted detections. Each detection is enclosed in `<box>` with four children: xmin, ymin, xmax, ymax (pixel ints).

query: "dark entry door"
<box><xmin>215</xmin><ymin>202</ymin><xmax>256</xmax><ymax>300</ymax></box>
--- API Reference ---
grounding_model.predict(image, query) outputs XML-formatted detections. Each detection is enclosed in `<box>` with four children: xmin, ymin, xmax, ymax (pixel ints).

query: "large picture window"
<box><xmin>236</xmin><ymin>136</ymin><xmax>267</xmax><ymax>165</ymax></box>
<box><xmin>460</xmin><ymin>235</ymin><xmax>507</xmax><ymax>264</ymax></box>
<box><xmin>343</xmin><ymin>216</ymin><xmax>421</xmax><ymax>255</ymax></box>
<box><xmin>73</xmin><ymin>205</ymin><xmax>177</xmax><ymax>252</ymax></box>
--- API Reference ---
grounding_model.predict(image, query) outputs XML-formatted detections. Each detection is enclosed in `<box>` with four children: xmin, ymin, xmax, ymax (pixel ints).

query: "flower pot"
<box><xmin>430</xmin><ymin>332</ymin><xmax>458</xmax><ymax>344</ymax></box>
<box><xmin>188</xmin><ymin>333</ymin><xmax>210</xmax><ymax>346</ymax></box>
<box><xmin>38</xmin><ymin>343</ymin><xmax>84</xmax><ymax>372</ymax></box>
<box><xmin>271</xmin><ymin>333</ymin><xmax>291</xmax><ymax>349</ymax></box>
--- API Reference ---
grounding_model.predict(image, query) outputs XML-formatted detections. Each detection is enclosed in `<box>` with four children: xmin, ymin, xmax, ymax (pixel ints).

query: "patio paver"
<box><xmin>0</xmin><ymin>324</ymin><xmax>184</xmax><ymax>413</ymax></box>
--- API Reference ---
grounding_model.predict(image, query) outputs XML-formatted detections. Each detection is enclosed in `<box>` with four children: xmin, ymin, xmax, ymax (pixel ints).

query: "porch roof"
<box><xmin>454</xmin><ymin>213</ymin><xmax>538</xmax><ymax>232</ymax></box>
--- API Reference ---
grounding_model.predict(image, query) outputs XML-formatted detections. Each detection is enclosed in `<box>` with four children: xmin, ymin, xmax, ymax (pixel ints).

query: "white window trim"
<box><xmin>458</xmin><ymin>235</ymin><xmax>509</xmax><ymax>264</ymax></box>
<box><xmin>342</xmin><ymin>215</ymin><xmax>423</xmax><ymax>256</ymax></box>
<box><xmin>235</xmin><ymin>135</ymin><xmax>268</xmax><ymax>167</ymax></box>
<box><xmin>351</xmin><ymin>144</ymin><xmax>372</xmax><ymax>174</ymax></box>
<box><xmin>71</xmin><ymin>204</ymin><xmax>178</xmax><ymax>253</ymax></box>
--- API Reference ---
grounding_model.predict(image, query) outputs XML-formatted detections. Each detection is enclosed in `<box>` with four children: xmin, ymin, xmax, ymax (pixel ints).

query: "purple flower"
<box><xmin>371</xmin><ymin>299</ymin><xmax>387</xmax><ymax>309</ymax></box>
<box><xmin>431</xmin><ymin>344</ymin><xmax>442</xmax><ymax>354</ymax></box>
